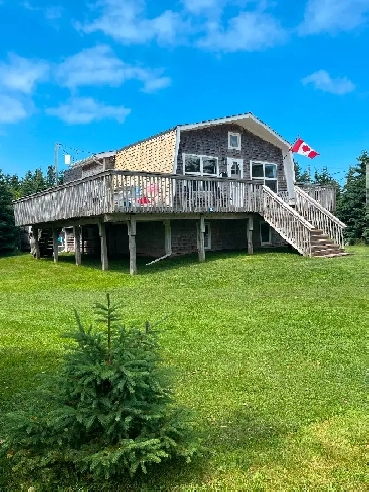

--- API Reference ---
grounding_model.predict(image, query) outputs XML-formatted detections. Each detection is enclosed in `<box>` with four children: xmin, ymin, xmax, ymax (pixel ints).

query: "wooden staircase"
<box><xmin>310</xmin><ymin>230</ymin><xmax>348</xmax><ymax>258</ymax></box>
<box><xmin>261</xmin><ymin>185</ymin><xmax>347</xmax><ymax>258</ymax></box>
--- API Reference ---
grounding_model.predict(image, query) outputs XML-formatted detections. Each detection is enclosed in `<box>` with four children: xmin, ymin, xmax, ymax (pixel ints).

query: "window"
<box><xmin>251</xmin><ymin>161</ymin><xmax>278</xmax><ymax>192</ymax></box>
<box><xmin>183</xmin><ymin>154</ymin><xmax>218</xmax><ymax>176</ymax></box>
<box><xmin>228</xmin><ymin>132</ymin><xmax>241</xmax><ymax>150</ymax></box>
<box><xmin>260</xmin><ymin>222</ymin><xmax>271</xmax><ymax>245</ymax></box>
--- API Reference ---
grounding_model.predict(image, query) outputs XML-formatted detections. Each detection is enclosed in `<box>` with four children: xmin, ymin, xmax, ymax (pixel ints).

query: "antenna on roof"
<box><xmin>54</xmin><ymin>143</ymin><xmax>61</xmax><ymax>186</ymax></box>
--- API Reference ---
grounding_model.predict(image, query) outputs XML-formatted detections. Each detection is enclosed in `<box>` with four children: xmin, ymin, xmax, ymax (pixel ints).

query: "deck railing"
<box><xmin>13</xmin><ymin>170</ymin><xmax>264</xmax><ymax>226</ymax></box>
<box><xmin>262</xmin><ymin>186</ymin><xmax>314</xmax><ymax>256</ymax></box>
<box><xmin>297</xmin><ymin>184</ymin><xmax>336</xmax><ymax>211</ymax></box>
<box><xmin>295</xmin><ymin>186</ymin><xmax>346</xmax><ymax>248</ymax></box>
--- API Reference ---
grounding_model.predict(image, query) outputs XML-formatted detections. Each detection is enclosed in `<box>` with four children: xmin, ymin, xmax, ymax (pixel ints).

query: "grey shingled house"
<box><xmin>14</xmin><ymin>112</ymin><xmax>347</xmax><ymax>274</ymax></box>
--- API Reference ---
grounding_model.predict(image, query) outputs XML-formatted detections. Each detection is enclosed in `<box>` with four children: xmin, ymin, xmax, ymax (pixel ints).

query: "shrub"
<box><xmin>2</xmin><ymin>295</ymin><xmax>200</xmax><ymax>482</ymax></box>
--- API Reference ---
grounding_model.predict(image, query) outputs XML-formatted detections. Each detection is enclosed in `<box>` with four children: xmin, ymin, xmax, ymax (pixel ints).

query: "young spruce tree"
<box><xmin>3</xmin><ymin>295</ymin><xmax>199</xmax><ymax>482</ymax></box>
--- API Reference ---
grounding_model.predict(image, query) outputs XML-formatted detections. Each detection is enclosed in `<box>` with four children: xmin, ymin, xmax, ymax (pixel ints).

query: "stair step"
<box><xmin>312</xmin><ymin>252</ymin><xmax>349</xmax><ymax>258</ymax></box>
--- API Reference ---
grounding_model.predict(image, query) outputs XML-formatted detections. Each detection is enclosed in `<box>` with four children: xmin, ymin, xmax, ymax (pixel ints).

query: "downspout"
<box><xmin>284</xmin><ymin>149</ymin><xmax>296</xmax><ymax>204</ymax></box>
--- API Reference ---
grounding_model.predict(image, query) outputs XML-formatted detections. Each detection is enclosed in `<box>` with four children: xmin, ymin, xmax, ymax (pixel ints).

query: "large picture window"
<box><xmin>183</xmin><ymin>154</ymin><xmax>218</xmax><ymax>176</ymax></box>
<box><xmin>251</xmin><ymin>161</ymin><xmax>278</xmax><ymax>192</ymax></box>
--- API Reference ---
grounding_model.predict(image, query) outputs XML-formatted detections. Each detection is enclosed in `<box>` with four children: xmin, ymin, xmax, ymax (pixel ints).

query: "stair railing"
<box><xmin>262</xmin><ymin>186</ymin><xmax>314</xmax><ymax>256</ymax></box>
<box><xmin>294</xmin><ymin>186</ymin><xmax>346</xmax><ymax>249</ymax></box>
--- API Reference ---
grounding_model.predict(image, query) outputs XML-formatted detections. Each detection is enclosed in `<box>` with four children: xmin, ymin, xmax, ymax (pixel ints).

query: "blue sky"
<box><xmin>0</xmin><ymin>0</ymin><xmax>368</xmax><ymax>181</ymax></box>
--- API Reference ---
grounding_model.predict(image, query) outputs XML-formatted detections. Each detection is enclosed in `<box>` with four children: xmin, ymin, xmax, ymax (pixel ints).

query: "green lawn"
<box><xmin>0</xmin><ymin>248</ymin><xmax>367</xmax><ymax>490</ymax></box>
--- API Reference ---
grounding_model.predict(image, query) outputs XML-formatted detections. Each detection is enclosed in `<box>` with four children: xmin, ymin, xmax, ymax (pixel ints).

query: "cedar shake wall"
<box><xmin>64</xmin><ymin>167</ymin><xmax>82</xmax><ymax>183</ymax></box>
<box><xmin>115</xmin><ymin>130</ymin><xmax>177</xmax><ymax>174</ymax></box>
<box><xmin>252</xmin><ymin>214</ymin><xmax>287</xmax><ymax>248</ymax></box>
<box><xmin>64</xmin><ymin>158</ymin><xmax>115</xmax><ymax>184</ymax></box>
<box><xmin>177</xmin><ymin>124</ymin><xmax>286</xmax><ymax>191</ymax></box>
<box><xmin>63</xmin><ymin>217</ymin><xmax>288</xmax><ymax>258</ymax></box>
<box><xmin>171</xmin><ymin>220</ymin><xmax>198</xmax><ymax>255</ymax></box>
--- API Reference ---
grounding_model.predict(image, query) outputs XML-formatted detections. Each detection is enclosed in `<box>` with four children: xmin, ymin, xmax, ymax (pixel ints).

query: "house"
<box><xmin>13</xmin><ymin>112</ymin><xmax>347</xmax><ymax>274</ymax></box>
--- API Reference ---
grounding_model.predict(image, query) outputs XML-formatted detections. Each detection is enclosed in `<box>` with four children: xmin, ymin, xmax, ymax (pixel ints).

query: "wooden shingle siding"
<box><xmin>115</xmin><ymin>130</ymin><xmax>177</xmax><ymax>174</ymax></box>
<box><xmin>177</xmin><ymin>124</ymin><xmax>286</xmax><ymax>191</ymax></box>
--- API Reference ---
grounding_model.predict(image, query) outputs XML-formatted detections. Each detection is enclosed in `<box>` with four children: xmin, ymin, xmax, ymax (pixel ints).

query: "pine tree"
<box><xmin>294</xmin><ymin>160</ymin><xmax>311</xmax><ymax>184</ymax></box>
<box><xmin>336</xmin><ymin>152</ymin><xmax>368</xmax><ymax>242</ymax></box>
<box><xmin>0</xmin><ymin>173</ymin><xmax>19</xmax><ymax>253</ymax></box>
<box><xmin>3</xmin><ymin>295</ymin><xmax>200</xmax><ymax>482</ymax></box>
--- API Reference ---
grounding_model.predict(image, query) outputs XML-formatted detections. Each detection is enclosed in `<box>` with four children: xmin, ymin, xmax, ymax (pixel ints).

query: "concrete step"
<box><xmin>312</xmin><ymin>252</ymin><xmax>350</xmax><ymax>258</ymax></box>
<box><xmin>312</xmin><ymin>251</ymin><xmax>349</xmax><ymax>258</ymax></box>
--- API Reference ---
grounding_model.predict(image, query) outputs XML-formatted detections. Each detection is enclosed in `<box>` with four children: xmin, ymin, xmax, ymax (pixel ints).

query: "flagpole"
<box><xmin>283</xmin><ymin>135</ymin><xmax>300</xmax><ymax>160</ymax></box>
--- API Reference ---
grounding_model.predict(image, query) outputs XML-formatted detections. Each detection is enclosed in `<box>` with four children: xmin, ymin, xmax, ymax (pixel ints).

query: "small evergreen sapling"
<box><xmin>3</xmin><ymin>295</ymin><xmax>200</xmax><ymax>481</ymax></box>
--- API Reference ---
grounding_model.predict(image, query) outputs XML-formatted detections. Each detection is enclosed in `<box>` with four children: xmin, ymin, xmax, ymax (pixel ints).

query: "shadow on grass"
<box><xmin>46</xmin><ymin>248</ymin><xmax>300</xmax><ymax>275</ymax></box>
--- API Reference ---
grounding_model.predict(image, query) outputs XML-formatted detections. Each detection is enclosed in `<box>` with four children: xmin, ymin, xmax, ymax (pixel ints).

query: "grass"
<box><xmin>0</xmin><ymin>247</ymin><xmax>367</xmax><ymax>490</ymax></box>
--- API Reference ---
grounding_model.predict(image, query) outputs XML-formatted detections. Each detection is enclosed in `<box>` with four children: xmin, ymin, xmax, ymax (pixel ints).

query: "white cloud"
<box><xmin>0</xmin><ymin>54</ymin><xmax>49</xmax><ymax>94</ymax></box>
<box><xmin>0</xmin><ymin>94</ymin><xmax>28</xmax><ymax>124</ymax></box>
<box><xmin>46</xmin><ymin>97</ymin><xmax>131</xmax><ymax>125</ymax></box>
<box><xmin>299</xmin><ymin>0</ymin><xmax>369</xmax><ymax>35</ymax></box>
<box><xmin>302</xmin><ymin>70</ymin><xmax>355</xmax><ymax>95</ymax></box>
<box><xmin>141</xmin><ymin>76</ymin><xmax>171</xmax><ymax>93</ymax></box>
<box><xmin>55</xmin><ymin>45</ymin><xmax>171</xmax><ymax>92</ymax></box>
<box><xmin>198</xmin><ymin>11</ymin><xmax>286</xmax><ymax>52</ymax></box>
<box><xmin>23</xmin><ymin>1</ymin><xmax>63</xmax><ymax>20</ymax></box>
<box><xmin>80</xmin><ymin>0</ymin><xmax>180</xmax><ymax>44</ymax></box>
<box><xmin>182</xmin><ymin>0</ymin><xmax>221</xmax><ymax>14</ymax></box>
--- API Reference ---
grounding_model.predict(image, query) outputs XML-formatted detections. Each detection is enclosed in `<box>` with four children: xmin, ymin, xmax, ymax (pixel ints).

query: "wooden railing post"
<box><xmin>98</xmin><ymin>220</ymin><xmax>108</xmax><ymax>271</ymax></box>
<box><xmin>128</xmin><ymin>217</ymin><xmax>137</xmax><ymax>275</ymax></box>
<box><xmin>247</xmin><ymin>216</ymin><xmax>254</xmax><ymax>254</ymax></box>
<box><xmin>74</xmin><ymin>226</ymin><xmax>82</xmax><ymax>266</ymax></box>
<box><xmin>52</xmin><ymin>227</ymin><xmax>59</xmax><ymax>263</ymax></box>
<box><xmin>32</xmin><ymin>226</ymin><xmax>40</xmax><ymax>259</ymax></box>
<box><xmin>198</xmin><ymin>215</ymin><xmax>206</xmax><ymax>263</ymax></box>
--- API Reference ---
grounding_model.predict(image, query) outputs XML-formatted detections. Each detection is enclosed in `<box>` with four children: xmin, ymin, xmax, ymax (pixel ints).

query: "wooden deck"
<box><xmin>13</xmin><ymin>171</ymin><xmax>266</xmax><ymax>226</ymax></box>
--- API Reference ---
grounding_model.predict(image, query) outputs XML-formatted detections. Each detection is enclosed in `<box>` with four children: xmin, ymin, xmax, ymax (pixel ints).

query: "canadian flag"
<box><xmin>291</xmin><ymin>138</ymin><xmax>319</xmax><ymax>159</ymax></box>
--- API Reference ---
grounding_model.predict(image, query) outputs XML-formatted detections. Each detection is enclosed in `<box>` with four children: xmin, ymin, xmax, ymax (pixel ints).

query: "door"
<box><xmin>227</xmin><ymin>158</ymin><xmax>244</xmax><ymax>208</ymax></box>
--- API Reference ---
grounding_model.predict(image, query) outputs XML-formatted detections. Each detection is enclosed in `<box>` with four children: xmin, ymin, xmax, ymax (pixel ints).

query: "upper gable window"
<box><xmin>228</xmin><ymin>132</ymin><xmax>241</xmax><ymax>150</ymax></box>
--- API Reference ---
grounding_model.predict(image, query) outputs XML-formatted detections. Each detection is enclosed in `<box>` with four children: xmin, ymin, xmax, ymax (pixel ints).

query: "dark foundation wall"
<box><xmin>210</xmin><ymin>219</ymin><xmax>248</xmax><ymax>251</ymax></box>
<box><xmin>136</xmin><ymin>222</ymin><xmax>165</xmax><ymax>257</ymax></box>
<box><xmin>171</xmin><ymin>219</ymin><xmax>249</xmax><ymax>256</ymax></box>
<box><xmin>252</xmin><ymin>214</ymin><xmax>288</xmax><ymax>248</ymax></box>
<box><xmin>171</xmin><ymin>220</ymin><xmax>198</xmax><ymax>255</ymax></box>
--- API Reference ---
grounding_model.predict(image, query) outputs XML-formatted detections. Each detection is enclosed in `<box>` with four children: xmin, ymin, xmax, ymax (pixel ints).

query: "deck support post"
<box><xmin>128</xmin><ymin>217</ymin><xmax>137</xmax><ymax>275</ymax></box>
<box><xmin>198</xmin><ymin>215</ymin><xmax>206</xmax><ymax>263</ymax></box>
<box><xmin>74</xmin><ymin>226</ymin><xmax>82</xmax><ymax>266</ymax></box>
<box><xmin>32</xmin><ymin>226</ymin><xmax>40</xmax><ymax>259</ymax></box>
<box><xmin>98</xmin><ymin>220</ymin><xmax>109</xmax><ymax>271</ymax></box>
<box><xmin>52</xmin><ymin>227</ymin><xmax>59</xmax><ymax>263</ymax></box>
<box><xmin>163</xmin><ymin>220</ymin><xmax>172</xmax><ymax>256</ymax></box>
<box><xmin>247</xmin><ymin>216</ymin><xmax>254</xmax><ymax>255</ymax></box>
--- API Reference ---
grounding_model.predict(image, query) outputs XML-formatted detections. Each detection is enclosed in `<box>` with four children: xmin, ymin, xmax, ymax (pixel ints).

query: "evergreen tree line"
<box><xmin>0</xmin><ymin>153</ymin><xmax>367</xmax><ymax>254</ymax></box>
<box><xmin>0</xmin><ymin>166</ymin><xmax>63</xmax><ymax>253</ymax></box>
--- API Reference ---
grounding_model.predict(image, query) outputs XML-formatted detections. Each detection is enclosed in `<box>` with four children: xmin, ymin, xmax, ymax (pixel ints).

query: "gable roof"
<box><xmin>178</xmin><ymin>112</ymin><xmax>291</xmax><ymax>149</ymax></box>
<box><xmin>116</xmin><ymin>112</ymin><xmax>291</xmax><ymax>155</ymax></box>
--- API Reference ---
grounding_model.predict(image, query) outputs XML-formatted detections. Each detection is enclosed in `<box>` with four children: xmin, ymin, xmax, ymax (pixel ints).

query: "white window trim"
<box><xmin>251</xmin><ymin>160</ymin><xmax>278</xmax><ymax>192</ymax></box>
<box><xmin>183</xmin><ymin>153</ymin><xmax>219</xmax><ymax>176</ymax></box>
<box><xmin>228</xmin><ymin>132</ymin><xmax>241</xmax><ymax>151</ymax></box>
<box><xmin>260</xmin><ymin>221</ymin><xmax>272</xmax><ymax>246</ymax></box>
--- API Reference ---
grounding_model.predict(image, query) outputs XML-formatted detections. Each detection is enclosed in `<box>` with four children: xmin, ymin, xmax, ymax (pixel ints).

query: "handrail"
<box><xmin>13</xmin><ymin>170</ymin><xmax>265</xmax><ymax>226</ymax></box>
<box><xmin>12</xmin><ymin>170</ymin><xmax>264</xmax><ymax>203</ymax></box>
<box><xmin>295</xmin><ymin>186</ymin><xmax>346</xmax><ymax>248</ymax></box>
<box><xmin>262</xmin><ymin>185</ymin><xmax>313</xmax><ymax>256</ymax></box>
<box><xmin>297</xmin><ymin>184</ymin><xmax>337</xmax><ymax>211</ymax></box>
<box><xmin>295</xmin><ymin>186</ymin><xmax>345</xmax><ymax>226</ymax></box>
